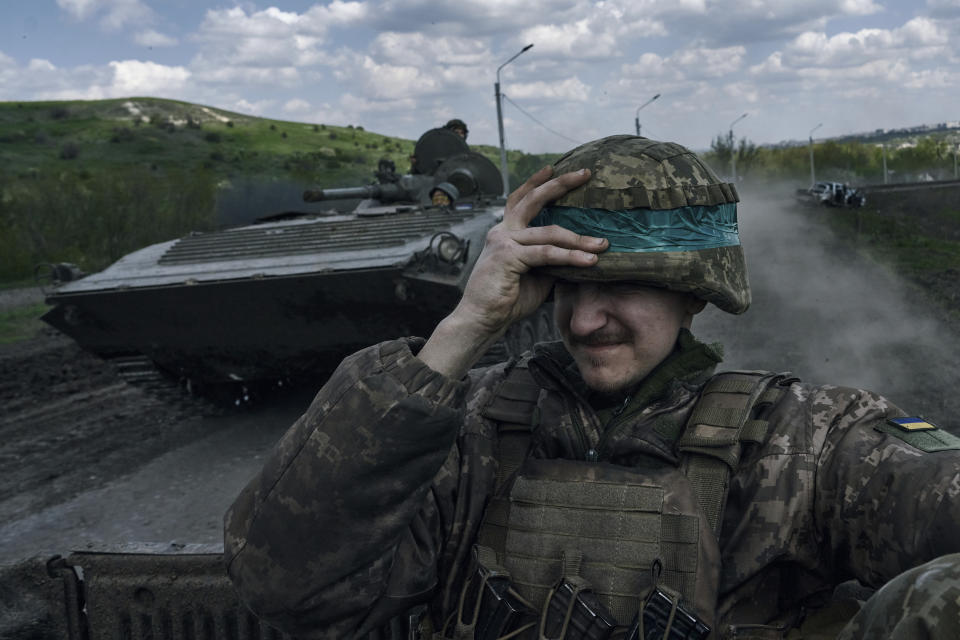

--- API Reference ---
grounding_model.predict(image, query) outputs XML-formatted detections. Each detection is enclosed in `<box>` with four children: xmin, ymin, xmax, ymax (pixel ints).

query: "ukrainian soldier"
<box><xmin>224</xmin><ymin>136</ymin><xmax>960</xmax><ymax>639</ymax></box>
<box><xmin>444</xmin><ymin>119</ymin><xmax>468</xmax><ymax>140</ymax></box>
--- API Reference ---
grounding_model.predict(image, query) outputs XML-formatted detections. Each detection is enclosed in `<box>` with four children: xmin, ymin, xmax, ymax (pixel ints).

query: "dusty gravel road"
<box><xmin>0</xmin><ymin>327</ymin><xmax>315</xmax><ymax>565</ymax></box>
<box><xmin>1</xmin><ymin>189</ymin><xmax>959</xmax><ymax>571</ymax></box>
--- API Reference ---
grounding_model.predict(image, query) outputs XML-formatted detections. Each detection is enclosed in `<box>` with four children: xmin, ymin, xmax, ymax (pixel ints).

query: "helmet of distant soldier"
<box><xmin>530</xmin><ymin>135</ymin><xmax>750</xmax><ymax>314</ymax></box>
<box><xmin>430</xmin><ymin>182</ymin><xmax>459</xmax><ymax>206</ymax></box>
<box><xmin>444</xmin><ymin>119</ymin><xmax>468</xmax><ymax>140</ymax></box>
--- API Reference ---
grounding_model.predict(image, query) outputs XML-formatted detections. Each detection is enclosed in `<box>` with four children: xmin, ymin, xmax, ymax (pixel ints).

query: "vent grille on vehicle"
<box><xmin>158</xmin><ymin>209</ymin><xmax>477</xmax><ymax>265</ymax></box>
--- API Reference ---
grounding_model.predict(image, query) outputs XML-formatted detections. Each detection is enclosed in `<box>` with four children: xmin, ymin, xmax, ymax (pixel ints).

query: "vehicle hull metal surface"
<box><xmin>43</xmin><ymin>204</ymin><xmax>501</xmax><ymax>386</ymax></box>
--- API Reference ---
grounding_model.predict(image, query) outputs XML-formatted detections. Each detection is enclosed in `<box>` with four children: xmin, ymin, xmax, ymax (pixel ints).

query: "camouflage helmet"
<box><xmin>444</xmin><ymin>119</ymin><xmax>468</xmax><ymax>139</ymax></box>
<box><xmin>532</xmin><ymin>135</ymin><xmax>750</xmax><ymax>314</ymax></box>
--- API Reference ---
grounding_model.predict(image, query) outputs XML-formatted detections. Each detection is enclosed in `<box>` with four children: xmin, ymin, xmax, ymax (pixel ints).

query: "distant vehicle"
<box><xmin>795</xmin><ymin>181</ymin><xmax>867</xmax><ymax>208</ymax></box>
<box><xmin>40</xmin><ymin>127</ymin><xmax>555</xmax><ymax>402</ymax></box>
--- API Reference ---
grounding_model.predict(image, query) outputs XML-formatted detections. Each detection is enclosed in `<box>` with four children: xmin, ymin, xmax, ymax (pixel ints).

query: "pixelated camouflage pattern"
<box><xmin>542</xmin><ymin>135</ymin><xmax>750</xmax><ymax>314</ymax></box>
<box><xmin>543</xmin><ymin>245</ymin><xmax>750</xmax><ymax>314</ymax></box>
<box><xmin>551</xmin><ymin>136</ymin><xmax>738</xmax><ymax>211</ymax></box>
<box><xmin>224</xmin><ymin>337</ymin><xmax>960</xmax><ymax>639</ymax></box>
<box><xmin>836</xmin><ymin>553</ymin><xmax>960</xmax><ymax>639</ymax></box>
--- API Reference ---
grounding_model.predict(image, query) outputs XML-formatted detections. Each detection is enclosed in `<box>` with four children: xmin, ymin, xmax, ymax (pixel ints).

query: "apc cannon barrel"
<box><xmin>303</xmin><ymin>185</ymin><xmax>385</xmax><ymax>202</ymax></box>
<box><xmin>303</xmin><ymin>183</ymin><xmax>414</xmax><ymax>203</ymax></box>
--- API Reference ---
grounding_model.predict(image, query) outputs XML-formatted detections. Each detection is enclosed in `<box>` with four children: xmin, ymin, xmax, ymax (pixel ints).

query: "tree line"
<box><xmin>703</xmin><ymin>134</ymin><xmax>959</xmax><ymax>184</ymax></box>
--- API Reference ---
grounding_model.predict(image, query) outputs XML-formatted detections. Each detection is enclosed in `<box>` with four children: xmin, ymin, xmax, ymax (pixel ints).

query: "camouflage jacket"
<box><xmin>224</xmin><ymin>336</ymin><xmax>960</xmax><ymax>639</ymax></box>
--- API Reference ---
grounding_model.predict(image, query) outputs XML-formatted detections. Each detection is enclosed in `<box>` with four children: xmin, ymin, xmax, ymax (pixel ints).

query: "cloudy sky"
<box><xmin>2</xmin><ymin>0</ymin><xmax>959</xmax><ymax>153</ymax></box>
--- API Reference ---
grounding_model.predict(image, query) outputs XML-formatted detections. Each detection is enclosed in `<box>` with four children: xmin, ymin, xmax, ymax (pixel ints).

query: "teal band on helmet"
<box><xmin>531</xmin><ymin>203</ymin><xmax>740</xmax><ymax>252</ymax></box>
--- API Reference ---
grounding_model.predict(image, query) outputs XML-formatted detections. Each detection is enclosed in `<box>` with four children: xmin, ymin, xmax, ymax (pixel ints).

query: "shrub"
<box><xmin>49</xmin><ymin>106</ymin><xmax>70</xmax><ymax>120</ymax></box>
<box><xmin>110</xmin><ymin>127</ymin><xmax>134</xmax><ymax>143</ymax></box>
<box><xmin>59</xmin><ymin>142</ymin><xmax>80</xmax><ymax>159</ymax></box>
<box><xmin>205</xmin><ymin>132</ymin><xmax>222</xmax><ymax>143</ymax></box>
<box><xmin>226</xmin><ymin>120</ymin><xmax>234</xmax><ymax>128</ymax></box>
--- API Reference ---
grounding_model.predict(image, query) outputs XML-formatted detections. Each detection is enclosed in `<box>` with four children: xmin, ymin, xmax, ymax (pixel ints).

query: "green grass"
<box><xmin>0</xmin><ymin>302</ymin><xmax>48</xmax><ymax>344</ymax></box>
<box><xmin>827</xmin><ymin>208</ymin><xmax>960</xmax><ymax>276</ymax></box>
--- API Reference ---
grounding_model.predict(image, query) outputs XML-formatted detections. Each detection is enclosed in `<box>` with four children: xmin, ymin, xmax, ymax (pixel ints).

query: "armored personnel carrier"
<box><xmin>41</xmin><ymin>127</ymin><xmax>554</xmax><ymax>399</ymax></box>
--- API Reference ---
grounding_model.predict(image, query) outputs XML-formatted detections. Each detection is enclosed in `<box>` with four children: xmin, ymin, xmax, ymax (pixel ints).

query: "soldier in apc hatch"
<box><xmin>224</xmin><ymin>135</ymin><xmax>960</xmax><ymax>640</ymax></box>
<box><xmin>444</xmin><ymin>118</ymin><xmax>468</xmax><ymax>140</ymax></box>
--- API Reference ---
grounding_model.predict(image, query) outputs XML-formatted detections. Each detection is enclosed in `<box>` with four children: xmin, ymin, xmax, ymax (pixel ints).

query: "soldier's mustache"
<box><xmin>571</xmin><ymin>329</ymin><xmax>632</xmax><ymax>346</ymax></box>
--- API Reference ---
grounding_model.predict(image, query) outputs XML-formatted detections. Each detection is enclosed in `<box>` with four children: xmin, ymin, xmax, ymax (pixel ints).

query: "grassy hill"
<box><xmin>0</xmin><ymin>97</ymin><xmax>559</xmax><ymax>284</ymax></box>
<box><xmin>2</xmin><ymin>97</ymin><xmax>438</xmax><ymax>184</ymax></box>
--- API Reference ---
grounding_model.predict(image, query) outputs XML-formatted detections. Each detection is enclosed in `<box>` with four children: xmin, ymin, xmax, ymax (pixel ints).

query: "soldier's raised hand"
<box><xmin>418</xmin><ymin>166</ymin><xmax>608</xmax><ymax>378</ymax></box>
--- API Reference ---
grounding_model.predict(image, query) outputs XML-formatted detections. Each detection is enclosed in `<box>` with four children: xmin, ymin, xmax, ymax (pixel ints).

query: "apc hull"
<box><xmin>43</xmin><ymin>203</ymin><xmax>501</xmax><ymax>387</ymax></box>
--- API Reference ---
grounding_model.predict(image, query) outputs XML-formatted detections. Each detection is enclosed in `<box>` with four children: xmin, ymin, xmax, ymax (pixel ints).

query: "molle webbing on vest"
<box><xmin>679</xmin><ymin>372</ymin><xmax>790</xmax><ymax>536</ymax></box>
<box><xmin>500</xmin><ymin>468</ymin><xmax>700</xmax><ymax>625</ymax></box>
<box><xmin>478</xmin><ymin>360</ymin><xmax>542</xmax><ymax>554</ymax></box>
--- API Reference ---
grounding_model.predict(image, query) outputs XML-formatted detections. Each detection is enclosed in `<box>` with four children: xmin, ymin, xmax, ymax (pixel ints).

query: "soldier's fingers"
<box><xmin>514</xmin><ymin>243</ymin><xmax>602</xmax><ymax>270</ymax></box>
<box><xmin>511</xmin><ymin>225</ymin><xmax>608</xmax><ymax>253</ymax></box>
<box><xmin>504</xmin><ymin>169</ymin><xmax>591</xmax><ymax>229</ymax></box>
<box><xmin>506</xmin><ymin>166</ymin><xmax>554</xmax><ymax>210</ymax></box>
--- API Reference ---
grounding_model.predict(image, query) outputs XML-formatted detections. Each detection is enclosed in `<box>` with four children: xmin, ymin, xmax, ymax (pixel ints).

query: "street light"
<box><xmin>728</xmin><ymin>113</ymin><xmax>748</xmax><ymax>183</ymax></box>
<box><xmin>634</xmin><ymin>93</ymin><xmax>660</xmax><ymax>136</ymax></box>
<box><xmin>808</xmin><ymin>123</ymin><xmax>822</xmax><ymax>188</ymax></box>
<box><xmin>495</xmin><ymin>43</ymin><xmax>533</xmax><ymax>197</ymax></box>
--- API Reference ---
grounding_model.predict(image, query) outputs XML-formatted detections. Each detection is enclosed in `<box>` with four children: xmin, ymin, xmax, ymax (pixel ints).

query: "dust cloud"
<box><xmin>693</xmin><ymin>183</ymin><xmax>960</xmax><ymax>426</ymax></box>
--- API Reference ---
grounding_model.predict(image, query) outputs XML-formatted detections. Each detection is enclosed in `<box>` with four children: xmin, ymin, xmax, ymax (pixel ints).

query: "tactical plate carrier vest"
<box><xmin>464</xmin><ymin>358</ymin><xmax>792</xmax><ymax>638</ymax></box>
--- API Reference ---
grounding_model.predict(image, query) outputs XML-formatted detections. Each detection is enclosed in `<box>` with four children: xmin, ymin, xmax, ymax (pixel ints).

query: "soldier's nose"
<box><xmin>567</xmin><ymin>285</ymin><xmax>610</xmax><ymax>338</ymax></box>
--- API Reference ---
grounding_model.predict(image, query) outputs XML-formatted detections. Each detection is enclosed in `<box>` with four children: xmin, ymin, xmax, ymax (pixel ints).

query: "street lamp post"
<box><xmin>882</xmin><ymin>144</ymin><xmax>888</xmax><ymax>184</ymax></box>
<box><xmin>728</xmin><ymin>113</ymin><xmax>747</xmax><ymax>183</ymax></box>
<box><xmin>495</xmin><ymin>43</ymin><xmax>533</xmax><ymax>197</ymax></box>
<box><xmin>634</xmin><ymin>93</ymin><xmax>660</xmax><ymax>136</ymax></box>
<box><xmin>808</xmin><ymin>123</ymin><xmax>822</xmax><ymax>188</ymax></box>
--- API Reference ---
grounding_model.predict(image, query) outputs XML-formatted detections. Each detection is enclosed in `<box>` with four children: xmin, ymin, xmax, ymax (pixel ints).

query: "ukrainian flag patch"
<box><xmin>888</xmin><ymin>416</ymin><xmax>938</xmax><ymax>432</ymax></box>
<box><xmin>876</xmin><ymin>416</ymin><xmax>960</xmax><ymax>452</ymax></box>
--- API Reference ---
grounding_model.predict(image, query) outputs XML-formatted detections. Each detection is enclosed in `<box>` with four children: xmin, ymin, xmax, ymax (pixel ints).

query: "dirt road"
<box><xmin>0</xmin><ymin>328</ymin><xmax>314</xmax><ymax>565</ymax></box>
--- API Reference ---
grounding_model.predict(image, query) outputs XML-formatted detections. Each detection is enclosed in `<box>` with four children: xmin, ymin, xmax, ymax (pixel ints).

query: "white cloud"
<box><xmin>109</xmin><ymin>60</ymin><xmax>190</xmax><ymax>95</ymax></box>
<box><xmin>902</xmin><ymin>68</ymin><xmax>956</xmax><ymax>89</ymax></box>
<box><xmin>57</xmin><ymin>0</ymin><xmax>155</xmax><ymax>30</ymax></box>
<box><xmin>283</xmin><ymin>98</ymin><xmax>312</xmax><ymax>113</ymax></box>
<box><xmin>134</xmin><ymin>30</ymin><xmax>178</xmax><ymax>47</ymax></box>
<box><xmin>56</xmin><ymin>0</ymin><xmax>102</xmax><ymax>19</ymax></box>
<box><xmin>372</xmin><ymin>32</ymin><xmax>489</xmax><ymax>68</ymax></box>
<box><xmin>621</xmin><ymin>46</ymin><xmax>745</xmax><ymax>81</ymax></box>
<box><xmin>838</xmin><ymin>0</ymin><xmax>883</xmax><ymax>15</ymax></box>
<box><xmin>193</xmin><ymin>64</ymin><xmax>301</xmax><ymax>87</ymax></box>
<box><xmin>509</xmin><ymin>76</ymin><xmax>590</xmax><ymax>101</ymax></box>
<box><xmin>27</xmin><ymin>59</ymin><xmax>58</xmax><ymax>73</ymax></box>
<box><xmin>519</xmin><ymin>18</ymin><xmax>620</xmax><ymax>60</ymax></box>
<box><xmin>776</xmin><ymin>18</ymin><xmax>949</xmax><ymax>69</ymax></box>
<box><xmin>233</xmin><ymin>99</ymin><xmax>277</xmax><ymax>116</ymax></box>
<box><xmin>190</xmin><ymin>5</ymin><xmax>361</xmax><ymax>81</ymax></box>
<box><xmin>342</xmin><ymin>92</ymin><xmax>416</xmax><ymax>111</ymax></box>
<box><xmin>620</xmin><ymin>53</ymin><xmax>670</xmax><ymax>79</ymax></box>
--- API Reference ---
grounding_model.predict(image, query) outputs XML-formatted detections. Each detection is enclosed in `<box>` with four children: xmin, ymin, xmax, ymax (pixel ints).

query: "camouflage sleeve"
<box><xmin>813</xmin><ymin>385</ymin><xmax>960</xmax><ymax>587</ymax></box>
<box><xmin>223</xmin><ymin>338</ymin><xmax>470</xmax><ymax>639</ymax></box>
